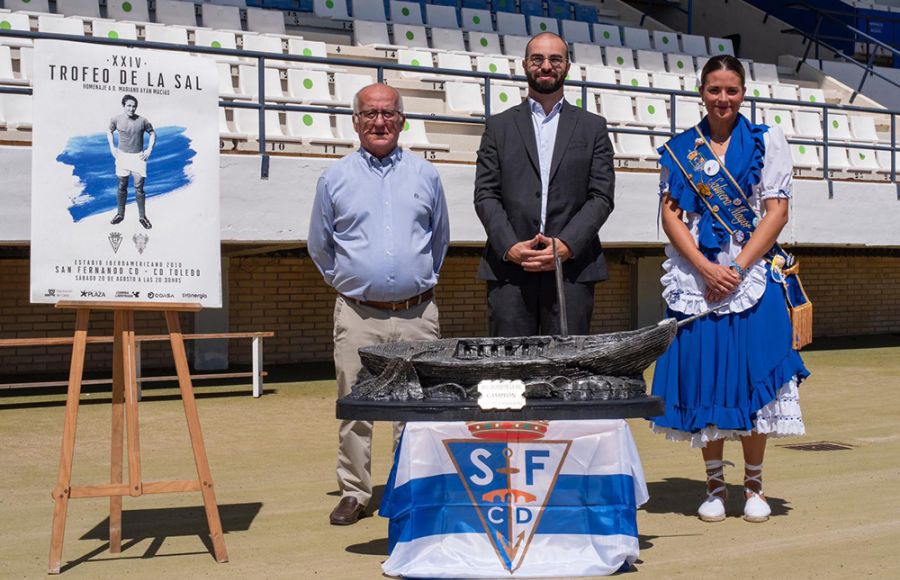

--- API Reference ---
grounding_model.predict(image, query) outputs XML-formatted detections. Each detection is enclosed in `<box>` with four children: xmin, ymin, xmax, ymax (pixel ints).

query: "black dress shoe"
<box><xmin>329</xmin><ymin>497</ymin><xmax>367</xmax><ymax>525</ymax></box>
<box><xmin>110</xmin><ymin>214</ymin><xmax>124</xmax><ymax>225</ymax></box>
<box><xmin>139</xmin><ymin>217</ymin><xmax>152</xmax><ymax>229</ymax></box>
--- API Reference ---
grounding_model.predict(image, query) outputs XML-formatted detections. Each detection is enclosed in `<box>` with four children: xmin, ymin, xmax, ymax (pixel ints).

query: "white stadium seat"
<box><xmin>476</xmin><ymin>55</ymin><xmax>510</xmax><ymax>77</ymax></box>
<box><xmin>849</xmin><ymin>115</ymin><xmax>879</xmax><ymax>142</ymax></box>
<box><xmin>652</xmin><ymin>31</ymin><xmax>679</xmax><ymax>53</ymax></box>
<box><xmin>746</xmin><ymin>81</ymin><xmax>771</xmax><ymax>101</ymax></box>
<box><xmin>4</xmin><ymin>0</ymin><xmax>50</xmax><ymax>13</ymax></box>
<box><xmin>0</xmin><ymin>12</ymin><xmax>32</xmax><ymax>47</ymax></box>
<box><xmin>397</xmin><ymin>48</ymin><xmax>433</xmax><ymax>78</ymax></box>
<box><xmin>585</xmin><ymin>65</ymin><xmax>616</xmax><ymax>90</ymax></box>
<box><xmin>827</xmin><ymin>114</ymin><xmax>853</xmax><ymax>142</ymax></box>
<box><xmin>795</xmin><ymin>110</ymin><xmax>823</xmax><ymax>139</ymax></box>
<box><xmin>605</xmin><ymin>47</ymin><xmax>635</xmax><ymax>70</ymax></box>
<box><xmin>144</xmin><ymin>23</ymin><xmax>188</xmax><ymax>45</ymax></box>
<box><xmin>502</xmin><ymin>35</ymin><xmax>529</xmax><ymax>58</ymax></box>
<box><xmin>242</xmin><ymin>33</ymin><xmax>284</xmax><ymax>56</ymax></box>
<box><xmin>314</xmin><ymin>0</ymin><xmax>349</xmax><ymax>20</ymax></box>
<box><xmin>287</xmin><ymin>111</ymin><xmax>353</xmax><ymax>145</ymax></box>
<box><xmin>155</xmin><ymin>0</ymin><xmax>198</xmax><ymax>27</ymax></box>
<box><xmin>430</xmin><ymin>28</ymin><xmax>466</xmax><ymax>52</ymax></box>
<box><xmin>333</xmin><ymin>72</ymin><xmax>373</xmax><ymax>106</ymax></box>
<box><xmin>674</xmin><ymin>99</ymin><xmax>702</xmax><ymax>129</ymax></box>
<box><xmin>529</xmin><ymin>16</ymin><xmax>558</xmax><ymax>35</ymax></box>
<box><xmin>826</xmin><ymin>146</ymin><xmax>852</xmax><ymax>170</ymax></box>
<box><xmin>875</xmin><ymin>149</ymin><xmax>897</xmax><ymax>173</ymax></box>
<box><xmin>38</xmin><ymin>16</ymin><xmax>84</xmax><ymax>36</ymax></box>
<box><xmin>636</xmin><ymin>50</ymin><xmax>667</xmax><ymax>73</ymax></box>
<box><xmin>202</xmin><ymin>4</ymin><xmax>242</xmax><ymax>31</ymax></box>
<box><xmin>848</xmin><ymin>148</ymin><xmax>879</xmax><ymax>171</ymax></box>
<box><xmin>799</xmin><ymin>87</ymin><xmax>826</xmax><ymax>105</ymax></box>
<box><xmin>600</xmin><ymin>93</ymin><xmax>634</xmax><ymax>124</ymax></box>
<box><xmin>592</xmin><ymin>24</ymin><xmax>621</xmax><ymax>47</ymax></box>
<box><xmin>353</xmin><ymin>20</ymin><xmax>397</xmax><ymax>48</ymax></box>
<box><xmin>622</xmin><ymin>26</ymin><xmax>651</xmax><ymax>50</ymax></box>
<box><xmin>617</xmin><ymin>133</ymin><xmax>658</xmax><ymax>160</ymax></box>
<box><xmin>560</xmin><ymin>20</ymin><xmax>591</xmax><ymax>43</ymax></box>
<box><xmin>445</xmin><ymin>81</ymin><xmax>484</xmax><ymax>115</ymax></box>
<box><xmin>107</xmin><ymin>0</ymin><xmax>150</xmax><ymax>23</ymax></box>
<box><xmin>0</xmin><ymin>46</ymin><xmax>21</xmax><ymax>85</ymax></box>
<box><xmin>791</xmin><ymin>144</ymin><xmax>820</xmax><ymax>168</ymax></box>
<box><xmin>488</xmin><ymin>82</ymin><xmax>521</xmax><ymax>114</ymax></box>
<box><xmin>565</xmin><ymin>89</ymin><xmax>598</xmax><ymax>113</ymax></box>
<box><xmin>216</xmin><ymin>62</ymin><xmax>239</xmax><ymax>98</ymax></box>
<box><xmin>335</xmin><ymin>113</ymin><xmax>359</xmax><ymax>144</ymax></box>
<box><xmin>572</xmin><ymin>43</ymin><xmax>604</xmax><ymax>66</ymax></box>
<box><xmin>55</xmin><ymin>0</ymin><xmax>100</xmax><ymax>19</ymax></box>
<box><xmin>195</xmin><ymin>29</ymin><xmax>237</xmax><ymax>51</ymax></box>
<box><xmin>425</xmin><ymin>4</ymin><xmax>458</xmax><ymax>28</ymax></box>
<box><xmin>390</xmin><ymin>1</ymin><xmax>423</xmax><ymax>25</ymax></box>
<box><xmin>461</xmin><ymin>8</ymin><xmax>493</xmax><ymax>32</ymax></box>
<box><xmin>772</xmin><ymin>83</ymin><xmax>799</xmax><ymax>103</ymax></box>
<box><xmin>496</xmin><ymin>12</ymin><xmax>527</xmax><ymax>37</ymax></box>
<box><xmin>92</xmin><ymin>20</ymin><xmax>137</xmax><ymax>41</ymax></box>
<box><xmin>667</xmin><ymin>53</ymin><xmax>695</xmax><ymax>78</ymax></box>
<box><xmin>3</xmin><ymin>93</ymin><xmax>32</xmax><ymax>129</ymax></box>
<box><xmin>351</xmin><ymin>0</ymin><xmax>386</xmax><ymax>22</ymax></box>
<box><xmin>680</xmin><ymin>34</ymin><xmax>708</xmax><ymax>57</ymax></box>
<box><xmin>709</xmin><ymin>37</ymin><xmax>734</xmax><ymax>56</ymax></box>
<box><xmin>621</xmin><ymin>69</ymin><xmax>650</xmax><ymax>89</ymax></box>
<box><xmin>752</xmin><ymin>62</ymin><xmax>780</xmax><ymax>84</ymax></box>
<box><xmin>635</xmin><ymin>96</ymin><xmax>668</xmax><ymax>127</ymax></box>
<box><xmin>287</xmin><ymin>68</ymin><xmax>335</xmax><ymax>104</ymax></box>
<box><xmin>393</xmin><ymin>24</ymin><xmax>429</xmax><ymax>49</ymax></box>
<box><xmin>469</xmin><ymin>32</ymin><xmax>502</xmax><ymax>55</ymax></box>
<box><xmin>652</xmin><ymin>72</ymin><xmax>682</xmax><ymax>91</ymax></box>
<box><xmin>399</xmin><ymin>118</ymin><xmax>450</xmax><ymax>150</ymax></box>
<box><xmin>238</xmin><ymin>65</ymin><xmax>285</xmax><ymax>101</ymax></box>
<box><xmin>764</xmin><ymin>109</ymin><xmax>797</xmax><ymax>137</ymax></box>
<box><xmin>247</xmin><ymin>8</ymin><xmax>286</xmax><ymax>35</ymax></box>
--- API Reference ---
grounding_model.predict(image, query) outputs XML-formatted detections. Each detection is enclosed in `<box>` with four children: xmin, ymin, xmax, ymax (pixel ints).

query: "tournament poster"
<box><xmin>30</xmin><ymin>40</ymin><xmax>221</xmax><ymax>307</ymax></box>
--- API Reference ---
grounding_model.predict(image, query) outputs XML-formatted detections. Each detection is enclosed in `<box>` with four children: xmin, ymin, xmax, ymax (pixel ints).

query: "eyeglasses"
<box><xmin>356</xmin><ymin>109</ymin><xmax>402</xmax><ymax>121</ymax></box>
<box><xmin>527</xmin><ymin>55</ymin><xmax>568</xmax><ymax>68</ymax></box>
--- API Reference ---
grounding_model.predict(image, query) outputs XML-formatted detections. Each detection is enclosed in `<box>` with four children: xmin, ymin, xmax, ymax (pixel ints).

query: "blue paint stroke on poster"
<box><xmin>57</xmin><ymin>126</ymin><xmax>196</xmax><ymax>222</ymax></box>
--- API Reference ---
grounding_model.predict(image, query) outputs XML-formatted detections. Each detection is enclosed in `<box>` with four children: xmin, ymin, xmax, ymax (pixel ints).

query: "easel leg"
<box><xmin>122</xmin><ymin>311</ymin><xmax>142</xmax><ymax>497</ymax></box>
<box><xmin>48</xmin><ymin>308</ymin><xmax>90</xmax><ymax>575</ymax></box>
<box><xmin>165</xmin><ymin>311</ymin><xmax>229</xmax><ymax>563</ymax></box>
<box><xmin>109</xmin><ymin>311</ymin><xmax>126</xmax><ymax>553</ymax></box>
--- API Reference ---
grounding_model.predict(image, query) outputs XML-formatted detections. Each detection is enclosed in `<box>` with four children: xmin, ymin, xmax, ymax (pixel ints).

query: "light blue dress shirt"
<box><xmin>528</xmin><ymin>96</ymin><xmax>565</xmax><ymax>233</ymax></box>
<box><xmin>308</xmin><ymin>147</ymin><xmax>450</xmax><ymax>302</ymax></box>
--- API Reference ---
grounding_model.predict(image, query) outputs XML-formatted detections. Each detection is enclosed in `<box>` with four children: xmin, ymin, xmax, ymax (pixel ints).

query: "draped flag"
<box><xmin>380</xmin><ymin>420</ymin><xmax>649</xmax><ymax>578</ymax></box>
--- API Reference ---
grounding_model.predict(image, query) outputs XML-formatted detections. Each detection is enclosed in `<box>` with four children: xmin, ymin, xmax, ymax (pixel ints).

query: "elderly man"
<box><xmin>474</xmin><ymin>32</ymin><xmax>615</xmax><ymax>337</ymax></box>
<box><xmin>308</xmin><ymin>84</ymin><xmax>450</xmax><ymax>525</ymax></box>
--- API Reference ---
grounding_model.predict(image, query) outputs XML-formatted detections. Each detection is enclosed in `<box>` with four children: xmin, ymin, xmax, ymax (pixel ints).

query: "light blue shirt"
<box><xmin>308</xmin><ymin>147</ymin><xmax>450</xmax><ymax>302</ymax></box>
<box><xmin>529</xmin><ymin>96</ymin><xmax>565</xmax><ymax>233</ymax></box>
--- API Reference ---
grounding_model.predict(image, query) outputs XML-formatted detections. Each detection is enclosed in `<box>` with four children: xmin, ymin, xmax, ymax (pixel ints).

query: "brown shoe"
<box><xmin>329</xmin><ymin>497</ymin><xmax>367</xmax><ymax>525</ymax></box>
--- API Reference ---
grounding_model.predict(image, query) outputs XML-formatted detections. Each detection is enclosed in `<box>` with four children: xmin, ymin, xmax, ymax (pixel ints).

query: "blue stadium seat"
<box><xmin>491</xmin><ymin>0</ymin><xmax>515</xmax><ymax>13</ymax></box>
<box><xmin>519</xmin><ymin>0</ymin><xmax>544</xmax><ymax>17</ymax></box>
<box><xmin>547</xmin><ymin>0</ymin><xmax>571</xmax><ymax>20</ymax></box>
<box><xmin>574</xmin><ymin>3</ymin><xmax>598</xmax><ymax>24</ymax></box>
<box><xmin>430</xmin><ymin>0</ymin><xmax>458</xmax><ymax>7</ymax></box>
<box><xmin>461</xmin><ymin>0</ymin><xmax>490</xmax><ymax>9</ymax></box>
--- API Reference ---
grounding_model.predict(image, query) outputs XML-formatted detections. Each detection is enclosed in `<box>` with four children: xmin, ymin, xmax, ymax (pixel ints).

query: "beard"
<box><xmin>526</xmin><ymin>72</ymin><xmax>565</xmax><ymax>94</ymax></box>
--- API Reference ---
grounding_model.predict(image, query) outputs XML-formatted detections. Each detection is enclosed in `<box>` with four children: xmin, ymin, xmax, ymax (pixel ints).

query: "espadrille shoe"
<box><xmin>743</xmin><ymin>462</ymin><xmax>771</xmax><ymax>523</ymax></box>
<box><xmin>698</xmin><ymin>459</ymin><xmax>734</xmax><ymax>522</ymax></box>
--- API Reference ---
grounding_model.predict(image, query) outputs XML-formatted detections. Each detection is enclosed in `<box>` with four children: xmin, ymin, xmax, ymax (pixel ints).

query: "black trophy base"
<box><xmin>336</xmin><ymin>395</ymin><xmax>664</xmax><ymax>422</ymax></box>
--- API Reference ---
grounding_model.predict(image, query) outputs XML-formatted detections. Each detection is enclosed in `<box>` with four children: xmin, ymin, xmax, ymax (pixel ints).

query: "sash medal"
<box><xmin>664</xmin><ymin>127</ymin><xmax>813</xmax><ymax>350</ymax></box>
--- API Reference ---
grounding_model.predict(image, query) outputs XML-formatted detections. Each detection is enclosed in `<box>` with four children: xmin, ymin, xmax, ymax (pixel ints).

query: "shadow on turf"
<box><xmin>643</xmin><ymin>478</ymin><xmax>792</xmax><ymax>517</ymax></box>
<box><xmin>58</xmin><ymin>502</ymin><xmax>262</xmax><ymax>572</ymax></box>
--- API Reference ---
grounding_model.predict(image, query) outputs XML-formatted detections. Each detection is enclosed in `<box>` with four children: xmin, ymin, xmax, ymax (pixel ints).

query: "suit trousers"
<box><xmin>332</xmin><ymin>295</ymin><xmax>440</xmax><ymax>506</ymax></box>
<box><xmin>487</xmin><ymin>273</ymin><xmax>595</xmax><ymax>337</ymax></box>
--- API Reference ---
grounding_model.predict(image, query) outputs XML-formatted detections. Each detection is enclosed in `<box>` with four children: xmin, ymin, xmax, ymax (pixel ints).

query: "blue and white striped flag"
<box><xmin>380</xmin><ymin>420</ymin><xmax>648</xmax><ymax>578</ymax></box>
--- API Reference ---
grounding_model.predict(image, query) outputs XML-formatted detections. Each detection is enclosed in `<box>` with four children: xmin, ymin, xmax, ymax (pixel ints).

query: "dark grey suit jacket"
<box><xmin>474</xmin><ymin>100</ymin><xmax>616</xmax><ymax>284</ymax></box>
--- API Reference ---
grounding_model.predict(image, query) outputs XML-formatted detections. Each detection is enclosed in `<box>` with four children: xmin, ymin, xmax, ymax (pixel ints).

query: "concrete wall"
<box><xmin>2</xmin><ymin>147</ymin><xmax>899</xmax><ymax>248</ymax></box>
<box><xmin>807</xmin><ymin>59</ymin><xmax>900</xmax><ymax>111</ymax></box>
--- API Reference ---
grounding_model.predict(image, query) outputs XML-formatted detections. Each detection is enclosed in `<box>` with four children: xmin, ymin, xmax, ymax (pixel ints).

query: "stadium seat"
<box><xmin>397</xmin><ymin>48</ymin><xmax>434</xmax><ymax>77</ymax></box>
<box><xmin>600</xmin><ymin>92</ymin><xmax>634</xmax><ymax>124</ymax></box>
<box><xmin>107</xmin><ymin>0</ymin><xmax>150</xmax><ymax>24</ymax></box>
<box><xmin>680</xmin><ymin>34</ymin><xmax>708</xmax><ymax>57</ymax></box>
<box><xmin>666</xmin><ymin>53</ymin><xmax>695</xmax><ymax>78</ymax></box>
<box><xmin>390</xmin><ymin>1</ymin><xmax>423</xmax><ymax>25</ymax></box>
<box><xmin>461</xmin><ymin>8</ymin><xmax>493</xmax><ymax>32</ymax></box>
<box><xmin>287</xmin><ymin>68</ymin><xmax>335</xmax><ymax>103</ymax></box>
<box><xmin>218</xmin><ymin>108</ymin><xmax>243</xmax><ymax>139</ymax></box>
<box><xmin>195</xmin><ymin>29</ymin><xmax>237</xmax><ymax>51</ymax></box>
<box><xmin>496</xmin><ymin>12</ymin><xmax>527</xmax><ymax>36</ymax></box>
<box><xmin>548</xmin><ymin>0</ymin><xmax>571</xmax><ymax>19</ymax></box>
<box><xmin>560</xmin><ymin>19</ymin><xmax>591</xmax><ymax>43</ymax></box>
<box><xmin>875</xmin><ymin>149</ymin><xmax>897</xmax><ymax>173</ymax></box>
<box><xmin>4</xmin><ymin>0</ymin><xmax>49</xmax><ymax>13</ymax></box>
<box><xmin>16</xmin><ymin>45</ymin><xmax>32</xmax><ymax>82</ymax></box>
<box><xmin>502</xmin><ymin>35</ymin><xmax>528</xmax><ymax>58</ymax></box>
<box><xmin>826</xmin><ymin>146</ymin><xmax>851</xmax><ymax>170</ymax></box>
<box><xmin>488</xmin><ymin>82</ymin><xmax>521</xmax><ymax>114</ymax></box>
<box><xmin>335</xmin><ymin>113</ymin><xmax>359</xmax><ymax>143</ymax></box>
<box><xmin>55</xmin><ymin>0</ymin><xmax>100</xmax><ymax>19</ymax></box>
<box><xmin>709</xmin><ymin>37</ymin><xmax>734</xmax><ymax>56</ymax></box>
<box><xmin>565</xmin><ymin>89</ymin><xmax>598</xmax><ymax>113</ymax></box>
<box><xmin>425</xmin><ymin>4</ymin><xmax>458</xmax><ymax>28</ymax></box>
<box><xmin>572</xmin><ymin>43</ymin><xmax>603</xmax><ymax>66</ymax></box>
<box><xmin>791</xmin><ymin>144</ymin><xmax>820</xmax><ymax>168</ymax></box>
<box><xmin>799</xmin><ymin>87</ymin><xmax>826</xmax><ymax>105</ymax></box>
<box><xmin>155</xmin><ymin>0</ymin><xmax>198</xmax><ymax>27</ymax></box>
<box><xmin>3</xmin><ymin>93</ymin><xmax>32</xmax><ymax>129</ymax></box>
<box><xmin>622</xmin><ymin>26</ymin><xmax>651</xmax><ymax>50</ymax></box>
<box><xmin>635</xmin><ymin>96</ymin><xmax>668</xmax><ymax>127</ymax></box>
<box><xmin>239</xmin><ymin>64</ymin><xmax>286</xmax><ymax>101</ymax></box>
<box><xmin>242</xmin><ymin>33</ymin><xmax>285</xmax><ymax>57</ymax></box>
<box><xmin>746</xmin><ymin>81</ymin><xmax>771</xmax><ymax>100</ymax></box>
<box><xmin>771</xmin><ymin>83</ymin><xmax>799</xmax><ymax>103</ymax></box>
<box><xmin>652</xmin><ymin>72</ymin><xmax>682</xmax><ymax>91</ymax></box>
<box><xmin>592</xmin><ymin>24</ymin><xmax>621</xmax><ymax>47</ymax></box>
<box><xmin>476</xmin><ymin>55</ymin><xmax>510</xmax><ymax>77</ymax></box>
<box><xmin>585</xmin><ymin>65</ymin><xmax>616</xmax><ymax>90</ymax></box>
<box><xmin>431</xmin><ymin>28</ymin><xmax>466</xmax><ymax>52</ymax></box>
<box><xmin>469</xmin><ymin>31</ymin><xmax>502</xmax><ymax>55</ymax></box>
<box><xmin>827</xmin><ymin>114</ymin><xmax>853</xmax><ymax>142</ymax></box>
<box><xmin>764</xmin><ymin>109</ymin><xmax>797</xmax><ymax>136</ymax></box>
<box><xmin>849</xmin><ymin>115</ymin><xmax>879</xmax><ymax>142</ymax></box>
<box><xmin>605</xmin><ymin>47</ymin><xmax>635</xmax><ymax>70</ymax></box>
<box><xmin>143</xmin><ymin>23</ymin><xmax>189</xmax><ymax>45</ymax></box>
<box><xmin>351</xmin><ymin>0</ymin><xmax>386</xmax><ymax>21</ymax></box>
<box><xmin>752</xmin><ymin>62</ymin><xmax>780</xmax><ymax>84</ymax></box>
<box><xmin>739</xmin><ymin>58</ymin><xmax>754</xmax><ymax>79</ymax></box>
<box><xmin>38</xmin><ymin>16</ymin><xmax>84</xmax><ymax>36</ymax></box>
<box><xmin>399</xmin><ymin>118</ymin><xmax>450</xmax><ymax>150</ymax></box>
<box><xmin>492</xmin><ymin>0</ymin><xmax>516</xmax><ymax>13</ymax></box>
<box><xmin>0</xmin><ymin>46</ymin><xmax>22</xmax><ymax>86</ymax></box>
<box><xmin>233</xmin><ymin>107</ymin><xmax>287</xmax><ymax>140</ymax></box>
<box><xmin>652</xmin><ymin>31</ymin><xmax>679</xmax><ymax>53</ymax></box>
<box><xmin>519</xmin><ymin>0</ymin><xmax>543</xmax><ymax>17</ymax></box>
<box><xmin>202</xmin><ymin>4</ymin><xmax>242</xmax><ymax>31</ymax></box>
<box><xmin>795</xmin><ymin>110</ymin><xmax>823</xmax><ymax>139</ymax></box>
<box><xmin>848</xmin><ymin>147</ymin><xmax>879</xmax><ymax>171</ymax></box>
<box><xmin>566</xmin><ymin>62</ymin><xmax>584</xmax><ymax>81</ymax></box>
<box><xmin>674</xmin><ymin>98</ymin><xmax>702</xmax><ymax>129</ymax></box>
<box><xmin>617</xmin><ymin>133</ymin><xmax>658</xmax><ymax>160</ymax></box>
<box><xmin>621</xmin><ymin>69</ymin><xmax>650</xmax><ymax>89</ymax></box>
<box><xmin>287</xmin><ymin>38</ymin><xmax>328</xmax><ymax>62</ymax></box>
<box><xmin>436</xmin><ymin>52</ymin><xmax>474</xmax><ymax>76</ymax></box>
<box><xmin>529</xmin><ymin>16</ymin><xmax>559</xmax><ymax>35</ymax></box>
<box><xmin>0</xmin><ymin>12</ymin><xmax>32</xmax><ymax>47</ymax></box>
<box><xmin>445</xmin><ymin>81</ymin><xmax>484</xmax><ymax>115</ymax></box>
<box><xmin>91</xmin><ymin>20</ymin><xmax>138</xmax><ymax>40</ymax></box>
<box><xmin>333</xmin><ymin>72</ymin><xmax>373</xmax><ymax>106</ymax></box>
<box><xmin>353</xmin><ymin>20</ymin><xmax>397</xmax><ymax>48</ymax></box>
<box><xmin>287</xmin><ymin>111</ymin><xmax>353</xmax><ymax>145</ymax></box>
<box><xmin>216</xmin><ymin>62</ymin><xmax>240</xmax><ymax>98</ymax></box>
<box><xmin>636</xmin><ymin>50</ymin><xmax>667</xmax><ymax>73</ymax></box>
<box><xmin>393</xmin><ymin>24</ymin><xmax>429</xmax><ymax>49</ymax></box>
<box><xmin>247</xmin><ymin>8</ymin><xmax>286</xmax><ymax>34</ymax></box>
<box><xmin>313</xmin><ymin>0</ymin><xmax>349</xmax><ymax>20</ymax></box>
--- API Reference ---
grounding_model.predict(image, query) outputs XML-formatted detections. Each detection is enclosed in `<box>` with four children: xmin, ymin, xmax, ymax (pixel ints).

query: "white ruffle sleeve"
<box><xmin>659</xmin><ymin>128</ymin><xmax>793</xmax><ymax>315</ymax></box>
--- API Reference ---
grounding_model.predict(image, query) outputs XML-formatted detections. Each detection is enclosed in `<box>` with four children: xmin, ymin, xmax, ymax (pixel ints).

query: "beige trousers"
<box><xmin>332</xmin><ymin>295</ymin><xmax>440</xmax><ymax>506</ymax></box>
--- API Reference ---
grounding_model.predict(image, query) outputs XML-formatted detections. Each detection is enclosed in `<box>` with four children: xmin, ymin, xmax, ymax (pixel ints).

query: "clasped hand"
<box><xmin>507</xmin><ymin>234</ymin><xmax>571</xmax><ymax>272</ymax></box>
<box><xmin>702</xmin><ymin>262</ymin><xmax>741</xmax><ymax>304</ymax></box>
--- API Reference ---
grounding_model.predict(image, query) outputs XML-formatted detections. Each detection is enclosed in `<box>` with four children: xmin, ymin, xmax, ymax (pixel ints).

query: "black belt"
<box><xmin>341</xmin><ymin>289</ymin><xmax>434</xmax><ymax>312</ymax></box>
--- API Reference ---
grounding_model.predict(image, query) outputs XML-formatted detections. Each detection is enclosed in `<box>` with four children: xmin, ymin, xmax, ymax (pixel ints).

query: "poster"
<box><xmin>30</xmin><ymin>40</ymin><xmax>221</xmax><ymax>307</ymax></box>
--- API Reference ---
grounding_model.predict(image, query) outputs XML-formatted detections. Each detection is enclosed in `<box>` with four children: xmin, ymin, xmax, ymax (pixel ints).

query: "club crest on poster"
<box><xmin>30</xmin><ymin>40</ymin><xmax>221</xmax><ymax>307</ymax></box>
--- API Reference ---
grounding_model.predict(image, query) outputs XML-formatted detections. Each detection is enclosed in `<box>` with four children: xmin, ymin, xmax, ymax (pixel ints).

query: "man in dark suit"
<box><xmin>474</xmin><ymin>32</ymin><xmax>615</xmax><ymax>337</ymax></box>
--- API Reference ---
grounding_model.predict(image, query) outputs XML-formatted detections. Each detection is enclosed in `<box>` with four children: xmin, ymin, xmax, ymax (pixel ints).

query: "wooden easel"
<box><xmin>48</xmin><ymin>301</ymin><xmax>228</xmax><ymax>574</ymax></box>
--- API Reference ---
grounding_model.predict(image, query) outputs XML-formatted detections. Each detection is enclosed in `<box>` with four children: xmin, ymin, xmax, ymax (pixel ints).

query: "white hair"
<box><xmin>352</xmin><ymin>83</ymin><xmax>404</xmax><ymax>114</ymax></box>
